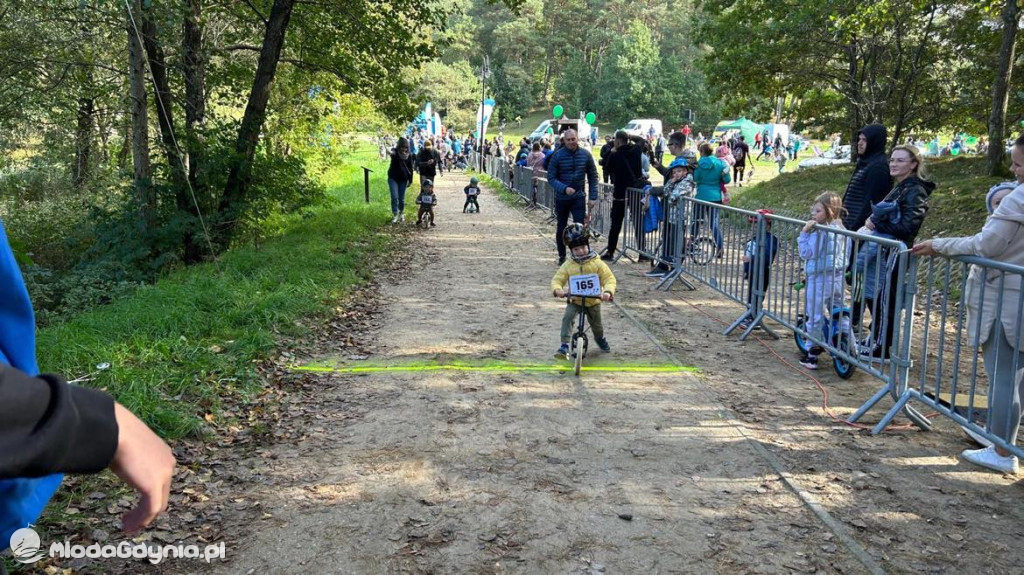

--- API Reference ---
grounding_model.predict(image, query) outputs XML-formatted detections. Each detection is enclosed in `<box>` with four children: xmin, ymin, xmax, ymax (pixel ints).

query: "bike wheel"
<box><xmin>833</xmin><ymin>332</ymin><xmax>856</xmax><ymax>379</ymax></box>
<box><xmin>573</xmin><ymin>335</ymin><xmax>585</xmax><ymax>376</ymax></box>
<box><xmin>793</xmin><ymin>316</ymin><xmax>808</xmax><ymax>354</ymax></box>
<box><xmin>690</xmin><ymin>237</ymin><xmax>717</xmax><ymax>265</ymax></box>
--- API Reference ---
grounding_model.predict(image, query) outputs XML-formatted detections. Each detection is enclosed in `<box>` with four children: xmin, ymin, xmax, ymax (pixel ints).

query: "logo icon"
<box><xmin>10</xmin><ymin>526</ymin><xmax>45</xmax><ymax>564</ymax></box>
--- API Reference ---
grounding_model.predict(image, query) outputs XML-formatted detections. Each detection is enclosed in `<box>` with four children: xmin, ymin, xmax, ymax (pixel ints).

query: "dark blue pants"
<box><xmin>555</xmin><ymin>195</ymin><xmax>587</xmax><ymax>260</ymax></box>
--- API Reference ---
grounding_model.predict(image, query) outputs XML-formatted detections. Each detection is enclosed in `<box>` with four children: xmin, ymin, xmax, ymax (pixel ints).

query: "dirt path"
<box><xmin>181</xmin><ymin>172</ymin><xmax>866</xmax><ymax>574</ymax></box>
<box><xmin>163</xmin><ymin>170</ymin><xmax>1024</xmax><ymax>575</ymax></box>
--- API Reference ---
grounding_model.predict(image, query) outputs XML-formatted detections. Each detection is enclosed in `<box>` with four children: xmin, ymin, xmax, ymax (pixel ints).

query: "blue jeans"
<box><xmin>388</xmin><ymin>178</ymin><xmax>409</xmax><ymax>215</ymax></box>
<box><xmin>555</xmin><ymin>195</ymin><xmax>587</xmax><ymax>260</ymax></box>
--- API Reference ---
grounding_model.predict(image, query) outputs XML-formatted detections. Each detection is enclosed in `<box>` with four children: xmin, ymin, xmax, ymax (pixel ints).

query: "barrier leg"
<box><xmin>850</xmin><ymin>385</ymin><xmax>932</xmax><ymax>431</ymax></box>
<box><xmin>848</xmin><ymin>384</ymin><xmax>895</xmax><ymax>424</ymax></box>
<box><xmin>656</xmin><ymin>267</ymin><xmax>695</xmax><ymax>291</ymax></box>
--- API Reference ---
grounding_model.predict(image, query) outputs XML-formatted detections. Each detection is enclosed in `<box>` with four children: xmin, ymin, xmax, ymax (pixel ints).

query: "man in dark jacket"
<box><xmin>842</xmin><ymin>124</ymin><xmax>893</xmax><ymax>329</ymax></box>
<box><xmin>602</xmin><ymin>130</ymin><xmax>645</xmax><ymax>261</ymax></box>
<box><xmin>547</xmin><ymin>129</ymin><xmax>599</xmax><ymax>264</ymax></box>
<box><xmin>599</xmin><ymin>136</ymin><xmax>614</xmax><ymax>184</ymax></box>
<box><xmin>842</xmin><ymin>124</ymin><xmax>892</xmax><ymax>231</ymax></box>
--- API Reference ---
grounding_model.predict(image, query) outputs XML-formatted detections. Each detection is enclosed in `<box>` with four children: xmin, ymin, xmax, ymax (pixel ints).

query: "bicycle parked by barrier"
<box><xmin>791</xmin><ymin>280</ymin><xmax>857</xmax><ymax>379</ymax></box>
<box><xmin>682</xmin><ymin>214</ymin><xmax>717</xmax><ymax>265</ymax></box>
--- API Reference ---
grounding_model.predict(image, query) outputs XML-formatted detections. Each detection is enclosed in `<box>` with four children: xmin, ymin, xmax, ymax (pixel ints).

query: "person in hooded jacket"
<box><xmin>387</xmin><ymin>137</ymin><xmax>415</xmax><ymax>223</ymax></box>
<box><xmin>842</xmin><ymin>124</ymin><xmax>893</xmax><ymax>231</ymax></box>
<box><xmin>417</xmin><ymin>139</ymin><xmax>441</xmax><ymax>181</ymax></box>
<box><xmin>912</xmin><ymin>135</ymin><xmax>1024</xmax><ymax>474</ymax></box>
<box><xmin>861</xmin><ymin>144</ymin><xmax>934</xmax><ymax>359</ymax></box>
<box><xmin>842</xmin><ymin>124</ymin><xmax>893</xmax><ymax>328</ymax></box>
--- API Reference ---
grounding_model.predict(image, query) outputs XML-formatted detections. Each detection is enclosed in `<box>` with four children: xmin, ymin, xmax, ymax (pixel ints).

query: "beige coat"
<box><xmin>932</xmin><ymin>185</ymin><xmax>1024</xmax><ymax>348</ymax></box>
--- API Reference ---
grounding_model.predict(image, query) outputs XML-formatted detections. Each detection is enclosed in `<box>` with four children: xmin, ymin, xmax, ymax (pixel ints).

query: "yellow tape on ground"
<box><xmin>292</xmin><ymin>364</ymin><xmax>697</xmax><ymax>374</ymax></box>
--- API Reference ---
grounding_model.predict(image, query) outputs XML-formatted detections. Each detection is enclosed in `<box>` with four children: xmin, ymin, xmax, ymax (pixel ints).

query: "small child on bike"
<box><xmin>551</xmin><ymin>223</ymin><xmax>617</xmax><ymax>358</ymax></box>
<box><xmin>737</xmin><ymin>208</ymin><xmax>779</xmax><ymax>330</ymax></box>
<box><xmin>797</xmin><ymin>192</ymin><xmax>848</xmax><ymax>369</ymax></box>
<box><xmin>463</xmin><ymin>177</ymin><xmax>481</xmax><ymax>213</ymax></box>
<box><xmin>416</xmin><ymin>178</ymin><xmax>437</xmax><ymax>227</ymax></box>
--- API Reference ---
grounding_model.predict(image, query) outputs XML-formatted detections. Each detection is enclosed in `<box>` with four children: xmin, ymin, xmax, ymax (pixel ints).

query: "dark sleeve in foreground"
<box><xmin>0</xmin><ymin>366</ymin><xmax>118</xmax><ymax>479</ymax></box>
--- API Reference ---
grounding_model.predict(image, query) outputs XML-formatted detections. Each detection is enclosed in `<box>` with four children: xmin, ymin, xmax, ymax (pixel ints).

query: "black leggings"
<box><xmin>733</xmin><ymin>165</ymin><xmax>745</xmax><ymax>182</ymax></box>
<box><xmin>463</xmin><ymin>196</ymin><xmax>480</xmax><ymax>211</ymax></box>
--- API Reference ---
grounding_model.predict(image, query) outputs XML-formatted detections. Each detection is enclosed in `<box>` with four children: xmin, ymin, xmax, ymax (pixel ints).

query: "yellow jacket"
<box><xmin>550</xmin><ymin>254</ymin><xmax>617</xmax><ymax>307</ymax></box>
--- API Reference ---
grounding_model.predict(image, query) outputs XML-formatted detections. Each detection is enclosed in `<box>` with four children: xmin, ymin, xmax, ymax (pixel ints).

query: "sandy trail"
<box><xmin>203</xmin><ymin>171</ymin><xmax>869</xmax><ymax>574</ymax></box>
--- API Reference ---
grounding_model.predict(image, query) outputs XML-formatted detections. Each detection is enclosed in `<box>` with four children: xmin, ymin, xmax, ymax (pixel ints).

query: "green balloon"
<box><xmin>545</xmin><ymin>127</ymin><xmax>554</xmax><ymax>135</ymax></box>
<box><xmin>553</xmin><ymin>105</ymin><xmax>564</xmax><ymax>118</ymax></box>
<box><xmin>951</xmin><ymin>147</ymin><xmax>960</xmax><ymax>156</ymax></box>
<box><xmin>585</xmin><ymin>112</ymin><xmax>596</xmax><ymax>124</ymax></box>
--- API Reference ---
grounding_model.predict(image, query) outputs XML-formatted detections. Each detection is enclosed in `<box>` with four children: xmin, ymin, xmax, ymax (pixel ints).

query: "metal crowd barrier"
<box><xmin>467</xmin><ymin>149</ymin><xmax>1024</xmax><ymax>450</ymax></box>
<box><xmin>852</xmin><ymin>254</ymin><xmax>1024</xmax><ymax>456</ymax></box>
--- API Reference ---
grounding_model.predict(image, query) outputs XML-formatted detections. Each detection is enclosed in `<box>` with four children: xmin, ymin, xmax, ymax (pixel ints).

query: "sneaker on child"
<box><xmin>960</xmin><ymin>445</ymin><xmax>1019</xmax><ymax>474</ymax></box>
<box><xmin>799</xmin><ymin>353</ymin><xmax>818</xmax><ymax>370</ymax></box>
<box><xmin>554</xmin><ymin>343</ymin><xmax>569</xmax><ymax>359</ymax></box>
<box><xmin>596</xmin><ymin>337</ymin><xmax>610</xmax><ymax>352</ymax></box>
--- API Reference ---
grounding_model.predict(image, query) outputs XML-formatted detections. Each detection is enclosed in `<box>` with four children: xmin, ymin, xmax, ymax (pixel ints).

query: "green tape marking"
<box><xmin>292</xmin><ymin>364</ymin><xmax>697</xmax><ymax>375</ymax></box>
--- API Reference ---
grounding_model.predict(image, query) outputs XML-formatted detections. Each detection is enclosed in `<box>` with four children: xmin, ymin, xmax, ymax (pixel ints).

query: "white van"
<box><xmin>622</xmin><ymin>118</ymin><xmax>663</xmax><ymax>138</ymax></box>
<box><xmin>528</xmin><ymin>120</ymin><xmax>553</xmax><ymax>142</ymax></box>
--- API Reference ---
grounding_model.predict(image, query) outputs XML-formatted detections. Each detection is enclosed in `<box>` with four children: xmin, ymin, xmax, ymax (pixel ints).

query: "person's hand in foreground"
<box><xmin>911</xmin><ymin>240</ymin><xmax>936</xmax><ymax>257</ymax></box>
<box><xmin>110</xmin><ymin>403</ymin><xmax>176</xmax><ymax>533</ymax></box>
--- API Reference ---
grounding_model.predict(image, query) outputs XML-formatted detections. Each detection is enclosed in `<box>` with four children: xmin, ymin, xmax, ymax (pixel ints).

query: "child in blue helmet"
<box><xmin>645</xmin><ymin>154</ymin><xmax>696</xmax><ymax>276</ymax></box>
<box><xmin>551</xmin><ymin>224</ymin><xmax>617</xmax><ymax>357</ymax></box>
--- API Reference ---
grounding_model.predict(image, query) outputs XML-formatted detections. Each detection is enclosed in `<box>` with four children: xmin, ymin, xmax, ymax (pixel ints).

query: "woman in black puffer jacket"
<box><xmin>387</xmin><ymin>137</ymin><xmax>414</xmax><ymax>223</ymax></box>
<box><xmin>862</xmin><ymin>144</ymin><xmax>934</xmax><ymax>359</ymax></box>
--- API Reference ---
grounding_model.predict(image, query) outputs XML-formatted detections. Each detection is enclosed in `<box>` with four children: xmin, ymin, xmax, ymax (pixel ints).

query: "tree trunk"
<box><xmin>219</xmin><ymin>0</ymin><xmax>296</xmax><ymax>242</ymax></box>
<box><xmin>73</xmin><ymin>95</ymin><xmax>94</xmax><ymax>188</ymax></box>
<box><xmin>183</xmin><ymin>0</ymin><xmax>206</xmax><ymax>186</ymax></box>
<box><xmin>181</xmin><ymin>0</ymin><xmax>207</xmax><ymax>262</ymax></box>
<box><xmin>847</xmin><ymin>38</ymin><xmax>862</xmax><ymax>164</ymax></box>
<box><xmin>987</xmin><ymin>0</ymin><xmax>1019</xmax><ymax>176</ymax></box>
<box><xmin>117</xmin><ymin>117</ymin><xmax>131</xmax><ymax>170</ymax></box>
<box><xmin>141</xmin><ymin>8</ymin><xmax>186</xmax><ymax>187</ymax></box>
<box><xmin>127</xmin><ymin>0</ymin><xmax>153</xmax><ymax>225</ymax></box>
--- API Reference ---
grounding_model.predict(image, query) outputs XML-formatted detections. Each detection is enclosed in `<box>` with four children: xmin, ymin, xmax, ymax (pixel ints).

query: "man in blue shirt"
<box><xmin>546</xmin><ymin>129</ymin><xmax>599</xmax><ymax>264</ymax></box>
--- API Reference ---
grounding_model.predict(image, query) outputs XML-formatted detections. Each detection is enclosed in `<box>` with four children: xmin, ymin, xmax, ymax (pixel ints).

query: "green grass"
<box><xmin>732</xmin><ymin>155</ymin><xmax>1002</xmax><ymax>239</ymax></box>
<box><xmin>34</xmin><ymin>149</ymin><xmax>395</xmax><ymax>439</ymax></box>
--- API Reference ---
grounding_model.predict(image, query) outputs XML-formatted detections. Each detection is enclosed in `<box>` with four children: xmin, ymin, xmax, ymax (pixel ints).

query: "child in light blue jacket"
<box><xmin>797</xmin><ymin>192</ymin><xmax>848</xmax><ymax>369</ymax></box>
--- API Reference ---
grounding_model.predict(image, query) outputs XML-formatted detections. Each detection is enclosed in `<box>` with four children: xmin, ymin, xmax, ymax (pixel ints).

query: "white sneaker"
<box><xmin>400</xmin><ymin>214</ymin><xmax>406</xmax><ymax>223</ymax></box>
<box><xmin>392</xmin><ymin>214</ymin><xmax>399</xmax><ymax>223</ymax></box>
<box><xmin>961</xmin><ymin>445</ymin><xmax>1018</xmax><ymax>474</ymax></box>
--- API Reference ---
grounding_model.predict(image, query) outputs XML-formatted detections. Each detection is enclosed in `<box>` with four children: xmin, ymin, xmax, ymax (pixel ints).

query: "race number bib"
<box><xmin>569</xmin><ymin>273</ymin><xmax>602</xmax><ymax>297</ymax></box>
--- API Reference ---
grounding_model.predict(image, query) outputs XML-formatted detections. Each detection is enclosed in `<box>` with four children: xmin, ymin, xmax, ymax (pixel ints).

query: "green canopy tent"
<box><xmin>713</xmin><ymin>117</ymin><xmax>763</xmax><ymax>144</ymax></box>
